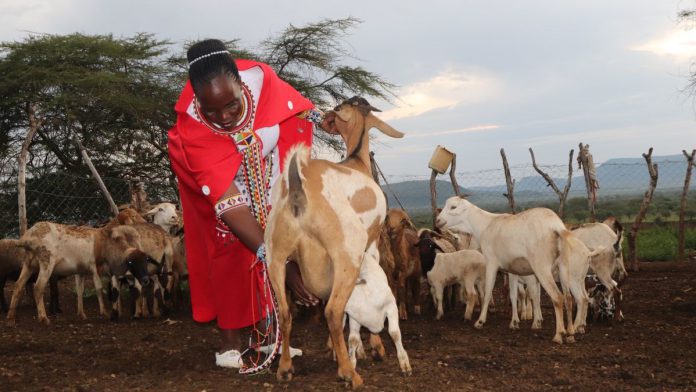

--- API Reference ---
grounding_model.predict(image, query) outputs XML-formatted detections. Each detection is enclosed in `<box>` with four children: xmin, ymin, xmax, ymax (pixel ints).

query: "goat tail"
<box><xmin>17</xmin><ymin>237</ymin><xmax>46</xmax><ymax>266</ymax></box>
<box><xmin>283</xmin><ymin>144</ymin><xmax>310</xmax><ymax>218</ymax></box>
<box><xmin>554</xmin><ymin>230</ymin><xmax>573</xmax><ymax>294</ymax></box>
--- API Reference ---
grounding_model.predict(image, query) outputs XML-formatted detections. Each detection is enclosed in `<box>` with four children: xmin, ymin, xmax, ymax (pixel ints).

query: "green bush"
<box><xmin>634</xmin><ymin>227</ymin><xmax>677</xmax><ymax>261</ymax></box>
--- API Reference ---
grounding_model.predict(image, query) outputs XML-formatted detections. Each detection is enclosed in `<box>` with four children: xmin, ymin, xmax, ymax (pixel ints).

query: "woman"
<box><xmin>168</xmin><ymin>39</ymin><xmax>320</xmax><ymax>368</ymax></box>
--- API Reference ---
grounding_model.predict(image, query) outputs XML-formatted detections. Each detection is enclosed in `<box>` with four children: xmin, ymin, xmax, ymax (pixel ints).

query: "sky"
<box><xmin>2</xmin><ymin>0</ymin><xmax>695</xmax><ymax>181</ymax></box>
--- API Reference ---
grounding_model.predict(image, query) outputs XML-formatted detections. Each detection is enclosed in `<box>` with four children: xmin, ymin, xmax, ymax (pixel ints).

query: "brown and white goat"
<box><xmin>0</xmin><ymin>239</ymin><xmax>62</xmax><ymax>314</ymax></box>
<box><xmin>265</xmin><ymin>97</ymin><xmax>404</xmax><ymax>388</ymax></box>
<box><xmin>385</xmin><ymin>209</ymin><xmax>422</xmax><ymax>320</ymax></box>
<box><xmin>106</xmin><ymin>211</ymin><xmax>175</xmax><ymax>318</ymax></box>
<box><xmin>7</xmin><ymin>222</ymin><xmax>149</xmax><ymax>324</ymax></box>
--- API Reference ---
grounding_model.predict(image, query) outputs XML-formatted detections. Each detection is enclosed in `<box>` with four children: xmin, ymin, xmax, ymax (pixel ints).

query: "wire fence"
<box><xmin>379</xmin><ymin>157</ymin><xmax>696</xmax><ymax>223</ymax></box>
<box><xmin>1</xmin><ymin>155</ymin><xmax>695</xmax><ymax>239</ymax></box>
<box><xmin>0</xmin><ymin>171</ymin><xmax>178</xmax><ymax>239</ymax></box>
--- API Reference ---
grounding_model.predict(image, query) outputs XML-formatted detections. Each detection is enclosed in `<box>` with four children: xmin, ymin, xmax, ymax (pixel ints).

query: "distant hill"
<box><xmin>382</xmin><ymin>180</ymin><xmax>467</xmax><ymax>211</ymax></box>
<box><xmin>382</xmin><ymin>154</ymin><xmax>696</xmax><ymax>211</ymax></box>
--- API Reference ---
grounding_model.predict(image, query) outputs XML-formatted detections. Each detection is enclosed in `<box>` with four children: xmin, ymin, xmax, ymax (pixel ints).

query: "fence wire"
<box><xmin>1</xmin><ymin>157</ymin><xmax>694</xmax><ymax>238</ymax></box>
<box><xmin>0</xmin><ymin>171</ymin><xmax>177</xmax><ymax>238</ymax></box>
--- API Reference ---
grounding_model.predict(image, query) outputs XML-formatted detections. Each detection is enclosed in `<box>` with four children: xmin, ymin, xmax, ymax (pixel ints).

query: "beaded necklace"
<box><xmin>193</xmin><ymin>81</ymin><xmax>273</xmax><ymax>236</ymax></box>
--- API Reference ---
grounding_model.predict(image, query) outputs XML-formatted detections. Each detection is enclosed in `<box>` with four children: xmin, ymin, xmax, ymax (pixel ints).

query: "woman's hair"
<box><xmin>187</xmin><ymin>39</ymin><xmax>240</xmax><ymax>94</ymax></box>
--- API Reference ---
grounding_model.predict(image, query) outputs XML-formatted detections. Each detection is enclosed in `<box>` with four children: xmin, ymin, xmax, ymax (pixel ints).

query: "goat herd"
<box><xmin>0</xmin><ymin>98</ymin><xmax>629</xmax><ymax>390</ymax></box>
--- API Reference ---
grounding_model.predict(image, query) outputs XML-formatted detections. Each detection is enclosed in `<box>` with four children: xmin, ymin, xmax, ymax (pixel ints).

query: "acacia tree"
<box><xmin>0</xmin><ymin>20</ymin><xmax>396</xmax><ymax>235</ymax></box>
<box><xmin>0</xmin><ymin>33</ymin><xmax>179</xmax><ymax>181</ymax></box>
<box><xmin>679</xmin><ymin>6</ymin><xmax>696</xmax><ymax>95</ymax></box>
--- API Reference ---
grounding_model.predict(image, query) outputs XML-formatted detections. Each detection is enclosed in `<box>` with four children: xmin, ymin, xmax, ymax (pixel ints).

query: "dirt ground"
<box><xmin>2</xmin><ymin>261</ymin><xmax>696</xmax><ymax>392</ymax></box>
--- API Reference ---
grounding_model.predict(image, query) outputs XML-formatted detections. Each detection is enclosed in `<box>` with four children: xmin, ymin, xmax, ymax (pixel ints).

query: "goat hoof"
<box><xmin>552</xmin><ymin>335</ymin><xmax>563</xmax><ymax>344</ymax></box>
<box><xmin>371</xmin><ymin>347</ymin><xmax>385</xmax><ymax>362</ymax></box>
<box><xmin>350</xmin><ymin>373</ymin><xmax>364</xmax><ymax>389</ymax></box>
<box><xmin>356</xmin><ymin>347</ymin><xmax>366</xmax><ymax>360</ymax></box>
<box><xmin>277</xmin><ymin>367</ymin><xmax>295</xmax><ymax>382</ymax></box>
<box><xmin>565</xmin><ymin>335</ymin><xmax>576</xmax><ymax>344</ymax></box>
<box><xmin>531</xmin><ymin>321</ymin><xmax>542</xmax><ymax>330</ymax></box>
<box><xmin>400</xmin><ymin>362</ymin><xmax>413</xmax><ymax>376</ymax></box>
<box><xmin>576</xmin><ymin>326</ymin><xmax>586</xmax><ymax>334</ymax></box>
<box><xmin>38</xmin><ymin>316</ymin><xmax>51</xmax><ymax>325</ymax></box>
<box><xmin>474</xmin><ymin>320</ymin><xmax>485</xmax><ymax>329</ymax></box>
<box><xmin>509</xmin><ymin>321</ymin><xmax>520</xmax><ymax>330</ymax></box>
<box><xmin>338</xmin><ymin>370</ymin><xmax>363</xmax><ymax>390</ymax></box>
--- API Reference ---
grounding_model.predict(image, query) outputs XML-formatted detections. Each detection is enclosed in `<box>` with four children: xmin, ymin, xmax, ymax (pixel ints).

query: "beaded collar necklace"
<box><xmin>193</xmin><ymin>81</ymin><xmax>255</xmax><ymax>137</ymax></box>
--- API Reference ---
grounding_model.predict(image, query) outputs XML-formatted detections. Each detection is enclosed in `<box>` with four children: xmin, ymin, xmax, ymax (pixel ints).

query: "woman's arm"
<box><xmin>216</xmin><ymin>182</ymin><xmax>319</xmax><ymax>306</ymax></box>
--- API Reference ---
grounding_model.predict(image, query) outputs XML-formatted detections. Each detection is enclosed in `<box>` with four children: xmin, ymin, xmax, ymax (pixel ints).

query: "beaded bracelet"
<box><xmin>215</xmin><ymin>193</ymin><xmax>247</xmax><ymax>220</ymax></box>
<box><xmin>298</xmin><ymin>109</ymin><xmax>324</xmax><ymax>124</ymax></box>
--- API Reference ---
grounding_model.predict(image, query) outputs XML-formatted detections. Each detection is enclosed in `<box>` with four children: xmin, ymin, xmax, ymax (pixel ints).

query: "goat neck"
<box><xmin>457</xmin><ymin>203</ymin><xmax>500</xmax><ymax>240</ymax></box>
<box><xmin>339</xmin><ymin>121</ymin><xmax>372</xmax><ymax>176</ymax></box>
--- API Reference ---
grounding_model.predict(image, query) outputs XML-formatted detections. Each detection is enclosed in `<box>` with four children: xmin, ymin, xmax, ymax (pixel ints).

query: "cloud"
<box><xmin>406</xmin><ymin>124</ymin><xmax>501</xmax><ymax>138</ymax></box>
<box><xmin>630</xmin><ymin>28</ymin><xmax>696</xmax><ymax>59</ymax></box>
<box><xmin>379</xmin><ymin>68</ymin><xmax>502</xmax><ymax>121</ymax></box>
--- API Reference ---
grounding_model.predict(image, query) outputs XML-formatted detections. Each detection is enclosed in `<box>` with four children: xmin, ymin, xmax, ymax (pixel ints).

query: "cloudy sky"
<box><xmin>2</xmin><ymin>0</ymin><xmax>695</xmax><ymax>180</ymax></box>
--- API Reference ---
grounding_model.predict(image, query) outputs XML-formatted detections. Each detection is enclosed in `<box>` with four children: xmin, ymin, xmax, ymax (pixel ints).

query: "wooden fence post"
<box><xmin>678</xmin><ymin>149</ymin><xmax>695</xmax><ymax>261</ymax></box>
<box><xmin>74</xmin><ymin>136</ymin><xmax>119</xmax><ymax>217</ymax></box>
<box><xmin>577</xmin><ymin>143</ymin><xmax>598</xmax><ymax>222</ymax></box>
<box><xmin>18</xmin><ymin>103</ymin><xmax>42</xmax><ymax>237</ymax></box>
<box><xmin>529</xmin><ymin>148</ymin><xmax>574</xmax><ymax>219</ymax></box>
<box><xmin>628</xmin><ymin>148</ymin><xmax>659</xmax><ymax>272</ymax></box>
<box><xmin>500</xmin><ymin>148</ymin><xmax>516</xmax><ymax>214</ymax></box>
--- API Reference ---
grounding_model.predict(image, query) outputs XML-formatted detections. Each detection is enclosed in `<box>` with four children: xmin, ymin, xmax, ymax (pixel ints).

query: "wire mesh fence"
<box><xmin>379</xmin><ymin>157</ymin><xmax>696</xmax><ymax>224</ymax></box>
<box><xmin>1</xmin><ymin>153</ymin><xmax>695</xmax><ymax>246</ymax></box>
<box><xmin>0</xmin><ymin>171</ymin><xmax>178</xmax><ymax>239</ymax></box>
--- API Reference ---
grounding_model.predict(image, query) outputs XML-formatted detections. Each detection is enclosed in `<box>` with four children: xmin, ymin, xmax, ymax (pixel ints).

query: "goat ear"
<box><xmin>367</xmin><ymin>114</ymin><xmax>404</xmax><ymax>139</ymax></box>
<box><xmin>335</xmin><ymin>107</ymin><xmax>353</xmax><ymax>122</ymax></box>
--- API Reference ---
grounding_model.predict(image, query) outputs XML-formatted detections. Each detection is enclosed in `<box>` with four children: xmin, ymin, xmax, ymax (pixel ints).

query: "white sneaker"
<box><xmin>256</xmin><ymin>343</ymin><xmax>303</xmax><ymax>358</ymax></box>
<box><xmin>215</xmin><ymin>349</ymin><xmax>243</xmax><ymax>368</ymax></box>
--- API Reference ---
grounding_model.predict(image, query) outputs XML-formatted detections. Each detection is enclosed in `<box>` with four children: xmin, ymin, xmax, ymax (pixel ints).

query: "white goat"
<box><xmin>436</xmin><ymin>196</ymin><xmax>576</xmax><ymax>344</ymax></box>
<box><xmin>145</xmin><ymin>202</ymin><xmax>181</xmax><ymax>235</ymax></box>
<box><xmin>426</xmin><ymin>249</ymin><xmax>486</xmax><ymax>321</ymax></box>
<box><xmin>572</xmin><ymin>222</ymin><xmax>626</xmax><ymax>321</ymax></box>
<box><xmin>508</xmin><ymin>274</ymin><xmax>543</xmax><ymax>330</ymax></box>
<box><xmin>344</xmin><ymin>246</ymin><xmax>411</xmax><ymax>374</ymax></box>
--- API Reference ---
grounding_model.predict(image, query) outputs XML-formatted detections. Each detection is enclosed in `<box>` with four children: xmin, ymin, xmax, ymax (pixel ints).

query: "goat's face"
<box><xmin>323</xmin><ymin>96</ymin><xmax>404</xmax><ymax>143</ymax></box>
<box><xmin>436</xmin><ymin>196</ymin><xmax>474</xmax><ymax>233</ymax></box>
<box><xmin>385</xmin><ymin>209</ymin><xmax>414</xmax><ymax>239</ymax></box>
<box><xmin>417</xmin><ymin>230</ymin><xmax>443</xmax><ymax>275</ymax></box>
<box><xmin>124</xmin><ymin>249</ymin><xmax>152</xmax><ymax>287</ymax></box>
<box><xmin>145</xmin><ymin>203</ymin><xmax>180</xmax><ymax>231</ymax></box>
<box><xmin>613</xmin><ymin>236</ymin><xmax>627</xmax><ymax>283</ymax></box>
<box><xmin>105</xmin><ymin>226</ymin><xmax>151</xmax><ymax>287</ymax></box>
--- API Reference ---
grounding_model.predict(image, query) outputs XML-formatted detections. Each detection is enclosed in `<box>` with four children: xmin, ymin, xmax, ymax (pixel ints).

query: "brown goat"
<box><xmin>385</xmin><ymin>209</ymin><xmax>422</xmax><ymax>320</ymax></box>
<box><xmin>266</xmin><ymin>97</ymin><xmax>404</xmax><ymax>388</ymax></box>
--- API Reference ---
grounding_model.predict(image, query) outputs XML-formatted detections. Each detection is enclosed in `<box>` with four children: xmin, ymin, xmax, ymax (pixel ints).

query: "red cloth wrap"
<box><xmin>168</xmin><ymin>60</ymin><xmax>313</xmax><ymax>329</ymax></box>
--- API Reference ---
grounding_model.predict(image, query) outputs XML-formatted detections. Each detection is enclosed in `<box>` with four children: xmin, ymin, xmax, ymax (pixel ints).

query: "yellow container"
<box><xmin>428</xmin><ymin>145</ymin><xmax>455</xmax><ymax>174</ymax></box>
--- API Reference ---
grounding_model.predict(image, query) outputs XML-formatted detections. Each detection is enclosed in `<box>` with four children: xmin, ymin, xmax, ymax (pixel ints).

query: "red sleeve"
<box><xmin>277</xmin><ymin>116</ymin><xmax>313</xmax><ymax>169</ymax></box>
<box><xmin>169</xmin><ymin>117</ymin><xmax>241</xmax><ymax>207</ymax></box>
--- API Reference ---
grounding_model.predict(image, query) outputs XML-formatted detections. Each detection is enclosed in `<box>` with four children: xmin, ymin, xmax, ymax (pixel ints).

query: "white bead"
<box><xmin>202</xmin><ymin>185</ymin><xmax>210</xmax><ymax>195</ymax></box>
<box><xmin>287</xmin><ymin>100</ymin><xmax>293</xmax><ymax>110</ymax></box>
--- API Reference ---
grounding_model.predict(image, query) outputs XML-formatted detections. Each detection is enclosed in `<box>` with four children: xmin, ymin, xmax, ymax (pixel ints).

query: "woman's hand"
<box><xmin>285</xmin><ymin>260</ymin><xmax>320</xmax><ymax>307</ymax></box>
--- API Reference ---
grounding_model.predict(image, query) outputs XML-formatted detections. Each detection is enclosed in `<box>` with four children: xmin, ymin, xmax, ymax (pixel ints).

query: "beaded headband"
<box><xmin>188</xmin><ymin>50</ymin><xmax>229</xmax><ymax>67</ymax></box>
